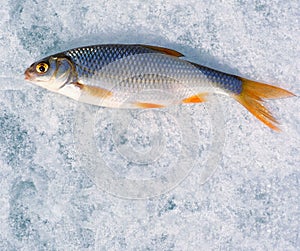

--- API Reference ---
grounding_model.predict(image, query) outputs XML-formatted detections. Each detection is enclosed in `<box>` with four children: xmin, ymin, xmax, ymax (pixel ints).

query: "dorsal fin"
<box><xmin>139</xmin><ymin>45</ymin><xmax>184</xmax><ymax>57</ymax></box>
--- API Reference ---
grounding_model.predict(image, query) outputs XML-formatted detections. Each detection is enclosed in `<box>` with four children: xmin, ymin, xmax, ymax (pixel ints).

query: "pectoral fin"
<box><xmin>74</xmin><ymin>82</ymin><xmax>112</xmax><ymax>98</ymax></box>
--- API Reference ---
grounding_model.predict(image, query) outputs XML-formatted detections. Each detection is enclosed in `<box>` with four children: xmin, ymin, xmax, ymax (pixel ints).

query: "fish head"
<box><xmin>24</xmin><ymin>55</ymin><xmax>75</xmax><ymax>91</ymax></box>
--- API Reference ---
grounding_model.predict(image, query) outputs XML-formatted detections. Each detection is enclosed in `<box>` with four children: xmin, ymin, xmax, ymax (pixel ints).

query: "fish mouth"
<box><xmin>24</xmin><ymin>68</ymin><xmax>32</xmax><ymax>80</ymax></box>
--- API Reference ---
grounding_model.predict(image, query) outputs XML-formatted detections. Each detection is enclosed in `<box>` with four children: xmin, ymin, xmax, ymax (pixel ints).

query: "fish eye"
<box><xmin>36</xmin><ymin>62</ymin><xmax>49</xmax><ymax>74</ymax></box>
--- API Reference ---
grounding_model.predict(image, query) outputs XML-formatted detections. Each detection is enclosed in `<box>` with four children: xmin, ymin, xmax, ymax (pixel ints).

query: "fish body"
<box><xmin>25</xmin><ymin>44</ymin><xmax>294</xmax><ymax>131</ymax></box>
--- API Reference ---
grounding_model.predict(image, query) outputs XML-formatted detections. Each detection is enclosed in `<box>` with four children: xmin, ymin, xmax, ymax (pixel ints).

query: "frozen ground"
<box><xmin>0</xmin><ymin>0</ymin><xmax>299</xmax><ymax>250</ymax></box>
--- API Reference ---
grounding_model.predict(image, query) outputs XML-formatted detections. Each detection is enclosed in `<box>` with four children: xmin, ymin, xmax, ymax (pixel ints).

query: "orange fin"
<box><xmin>74</xmin><ymin>82</ymin><xmax>112</xmax><ymax>98</ymax></box>
<box><xmin>233</xmin><ymin>78</ymin><xmax>295</xmax><ymax>131</ymax></box>
<box><xmin>140</xmin><ymin>45</ymin><xmax>184</xmax><ymax>57</ymax></box>
<box><xmin>135</xmin><ymin>102</ymin><xmax>165</xmax><ymax>109</ymax></box>
<box><xmin>182</xmin><ymin>93</ymin><xmax>208</xmax><ymax>104</ymax></box>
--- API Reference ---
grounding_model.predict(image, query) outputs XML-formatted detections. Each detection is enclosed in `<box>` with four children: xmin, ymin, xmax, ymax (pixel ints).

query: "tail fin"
<box><xmin>233</xmin><ymin>78</ymin><xmax>295</xmax><ymax>131</ymax></box>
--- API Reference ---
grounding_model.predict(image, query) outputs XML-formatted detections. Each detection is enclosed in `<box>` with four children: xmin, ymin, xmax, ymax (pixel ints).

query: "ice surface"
<box><xmin>0</xmin><ymin>0</ymin><xmax>299</xmax><ymax>250</ymax></box>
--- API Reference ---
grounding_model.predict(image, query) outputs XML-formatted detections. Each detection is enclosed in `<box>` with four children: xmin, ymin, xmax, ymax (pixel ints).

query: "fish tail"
<box><xmin>233</xmin><ymin>78</ymin><xmax>295</xmax><ymax>131</ymax></box>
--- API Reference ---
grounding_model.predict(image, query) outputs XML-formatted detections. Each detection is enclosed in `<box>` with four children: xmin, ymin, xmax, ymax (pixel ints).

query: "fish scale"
<box><xmin>63</xmin><ymin>45</ymin><xmax>240</xmax><ymax>95</ymax></box>
<box><xmin>65</xmin><ymin>45</ymin><xmax>155</xmax><ymax>78</ymax></box>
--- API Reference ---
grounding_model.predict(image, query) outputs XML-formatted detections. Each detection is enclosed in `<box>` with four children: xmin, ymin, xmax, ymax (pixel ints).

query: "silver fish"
<box><xmin>25</xmin><ymin>44</ymin><xmax>294</xmax><ymax>131</ymax></box>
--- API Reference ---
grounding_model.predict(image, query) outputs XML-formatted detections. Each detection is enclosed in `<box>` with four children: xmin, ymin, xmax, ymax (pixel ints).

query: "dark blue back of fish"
<box><xmin>60</xmin><ymin>44</ymin><xmax>242</xmax><ymax>94</ymax></box>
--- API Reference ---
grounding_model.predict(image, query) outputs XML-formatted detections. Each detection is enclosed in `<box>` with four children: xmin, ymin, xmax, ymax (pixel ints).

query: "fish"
<box><xmin>24</xmin><ymin>44</ymin><xmax>295</xmax><ymax>131</ymax></box>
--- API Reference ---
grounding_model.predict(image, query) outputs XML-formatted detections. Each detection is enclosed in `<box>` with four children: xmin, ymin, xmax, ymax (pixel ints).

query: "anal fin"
<box><xmin>182</xmin><ymin>93</ymin><xmax>208</xmax><ymax>104</ymax></box>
